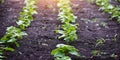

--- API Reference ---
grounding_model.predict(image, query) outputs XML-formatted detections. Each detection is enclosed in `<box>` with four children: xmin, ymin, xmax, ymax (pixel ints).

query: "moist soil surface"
<box><xmin>0</xmin><ymin>0</ymin><xmax>120</xmax><ymax>60</ymax></box>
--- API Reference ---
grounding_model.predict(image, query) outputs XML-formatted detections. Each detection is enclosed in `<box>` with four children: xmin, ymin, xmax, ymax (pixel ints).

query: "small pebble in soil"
<box><xmin>85</xmin><ymin>21</ymin><xmax>89</xmax><ymax>24</ymax></box>
<box><xmin>42</xmin><ymin>43</ymin><xmax>48</xmax><ymax>46</ymax></box>
<box><xmin>8</xmin><ymin>8</ymin><xmax>13</xmax><ymax>11</ymax></box>
<box><xmin>18</xmin><ymin>51</ymin><xmax>23</xmax><ymax>55</ymax></box>
<box><xmin>86</xmin><ymin>26</ymin><xmax>89</xmax><ymax>28</ymax></box>
<box><xmin>95</xmin><ymin>24</ymin><xmax>99</xmax><ymax>27</ymax></box>
<box><xmin>97</xmin><ymin>27</ymin><xmax>101</xmax><ymax>30</ymax></box>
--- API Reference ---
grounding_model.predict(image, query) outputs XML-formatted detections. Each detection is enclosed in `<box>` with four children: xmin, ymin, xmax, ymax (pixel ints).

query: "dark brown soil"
<box><xmin>0</xmin><ymin>0</ymin><xmax>120</xmax><ymax>60</ymax></box>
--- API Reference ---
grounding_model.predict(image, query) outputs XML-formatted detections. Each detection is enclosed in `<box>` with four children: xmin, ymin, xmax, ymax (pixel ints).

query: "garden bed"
<box><xmin>0</xmin><ymin>0</ymin><xmax>120</xmax><ymax>60</ymax></box>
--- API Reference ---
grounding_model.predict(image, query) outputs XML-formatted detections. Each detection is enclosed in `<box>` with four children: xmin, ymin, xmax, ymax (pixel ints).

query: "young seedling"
<box><xmin>1</xmin><ymin>26</ymin><xmax>27</xmax><ymax>46</ymax></box>
<box><xmin>56</xmin><ymin>23</ymin><xmax>78</xmax><ymax>43</ymax></box>
<box><xmin>0</xmin><ymin>26</ymin><xmax>27</xmax><ymax>60</ymax></box>
<box><xmin>95</xmin><ymin>38</ymin><xmax>105</xmax><ymax>47</ymax></box>
<box><xmin>51</xmin><ymin>44</ymin><xmax>80</xmax><ymax>60</ymax></box>
<box><xmin>110</xmin><ymin>53</ymin><xmax>118</xmax><ymax>58</ymax></box>
<box><xmin>57</xmin><ymin>0</ymin><xmax>77</xmax><ymax>23</ymax></box>
<box><xmin>92</xmin><ymin>18</ymin><xmax>97</xmax><ymax>23</ymax></box>
<box><xmin>112</xmin><ymin>34</ymin><xmax>118</xmax><ymax>41</ymax></box>
<box><xmin>91</xmin><ymin>50</ymin><xmax>107</xmax><ymax>57</ymax></box>
<box><xmin>101</xmin><ymin>22</ymin><xmax>107</xmax><ymax>27</ymax></box>
<box><xmin>91</xmin><ymin>50</ymin><xmax>100</xmax><ymax>56</ymax></box>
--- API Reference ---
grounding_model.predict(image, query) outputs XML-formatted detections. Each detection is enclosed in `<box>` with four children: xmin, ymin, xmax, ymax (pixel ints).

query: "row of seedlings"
<box><xmin>88</xmin><ymin>0</ymin><xmax>120</xmax><ymax>57</ymax></box>
<box><xmin>0</xmin><ymin>0</ymin><xmax>37</xmax><ymax>59</ymax></box>
<box><xmin>96</xmin><ymin>0</ymin><xmax>120</xmax><ymax>23</ymax></box>
<box><xmin>51</xmin><ymin>0</ymin><xmax>81</xmax><ymax>60</ymax></box>
<box><xmin>95</xmin><ymin>0</ymin><xmax>120</xmax><ymax>57</ymax></box>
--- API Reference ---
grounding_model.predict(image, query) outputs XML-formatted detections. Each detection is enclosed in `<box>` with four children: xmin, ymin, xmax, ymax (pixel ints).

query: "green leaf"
<box><xmin>3</xmin><ymin>47</ymin><xmax>14</xmax><ymax>52</ymax></box>
<box><xmin>14</xmin><ymin>42</ymin><xmax>20</xmax><ymax>47</ymax></box>
<box><xmin>7</xmin><ymin>38</ymin><xmax>16</xmax><ymax>43</ymax></box>
<box><xmin>69</xmin><ymin>51</ymin><xmax>80</xmax><ymax>57</ymax></box>
<box><xmin>16</xmin><ymin>20</ymin><xmax>24</xmax><ymax>25</ymax></box>
<box><xmin>56</xmin><ymin>30</ymin><xmax>64</xmax><ymax>34</ymax></box>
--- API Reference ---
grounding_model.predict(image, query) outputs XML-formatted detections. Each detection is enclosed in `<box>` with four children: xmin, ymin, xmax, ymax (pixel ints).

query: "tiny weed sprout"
<box><xmin>95</xmin><ymin>38</ymin><xmax>105</xmax><ymax>47</ymax></box>
<box><xmin>92</xmin><ymin>18</ymin><xmax>97</xmax><ymax>22</ymax></box>
<box><xmin>91</xmin><ymin>50</ymin><xmax>107</xmax><ymax>57</ymax></box>
<box><xmin>110</xmin><ymin>53</ymin><xmax>118</xmax><ymax>58</ymax></box>
<box><xmin>91</xmin><ymin>50</ymin><xmax>100</xmax><ymax>56</ymax></box>
<box><xmin>101</xmin><ymin>22</ymin><xmax>107</xmax><ymax>27</ymax></box>
<box><xmin>51</xmin><ymin>44</ymin><xmax>80</xmax><ymax>60</ymax></box>
<box><xmin>56</xmin><ymin>0</ymin><xmax>78</xmax><ymax>43</ymax></box>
